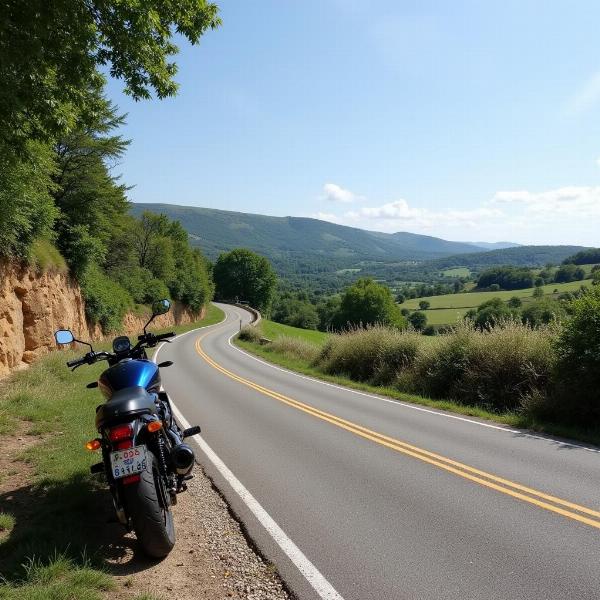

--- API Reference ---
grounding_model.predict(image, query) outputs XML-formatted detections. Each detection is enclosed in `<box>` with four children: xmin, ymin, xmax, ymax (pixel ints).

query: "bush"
<box><xmin>551</xmin><ymin>287</ymin><xmax>600</xmax><ymax>424</ymax></box>
<box><xmin>79</xmin><ymin>264</ymin><xmax>133</xmax><ymax>333</ymax></box>
<box><xmin>418</xmin><ymin>300</ymin><xmax>430</xmax><ymax>310</ymax></box>
<box><xmin>316</xmin><ymin>326</ymin><xmax>422</xmax><ymax>386</ymax></box>
<box><xmin>412</xmin><ymin>322</ymin><xmax>556</xmax><ymax>412</ymax></box>
<box><xmin>408</xmin><ymin>311</ymin><xmax>427</xmax><ymax>331</ymax></box>
<box><xmin>238</xmin><ymin>325</ymin><xmax>262</xmax><ymax>343</ymax></box>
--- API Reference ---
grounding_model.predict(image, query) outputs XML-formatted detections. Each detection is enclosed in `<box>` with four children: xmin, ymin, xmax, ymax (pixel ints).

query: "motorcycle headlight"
<box><xmin>112</xmin><ymin>335</ymin><xmax>131</xmax><ymax>353</ymax></box>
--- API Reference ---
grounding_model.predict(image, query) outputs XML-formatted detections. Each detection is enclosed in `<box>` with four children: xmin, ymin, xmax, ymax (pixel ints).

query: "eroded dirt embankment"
<box><xmin>0</xmin><ymin>261</ymin><xmax>201</xmax><ymax>378</ymax></box>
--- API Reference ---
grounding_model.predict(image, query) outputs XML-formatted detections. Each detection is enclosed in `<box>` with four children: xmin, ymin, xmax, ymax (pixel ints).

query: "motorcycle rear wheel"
<box><xmin>123</xmin><ymin>452</ymin><xmax>175</xmax><ymax>557</ymax></box>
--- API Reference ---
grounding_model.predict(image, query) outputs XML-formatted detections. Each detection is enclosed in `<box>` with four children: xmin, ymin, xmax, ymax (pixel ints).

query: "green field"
<box><xmin>260</xmin><ymin>319</ymin><xmax>329</xmax><ymax>345</ymax></box>
<box><xmin>442</xmin><ymin>267</ymin><xmax>471</xmax><ymax>278</ymax></box>
<box><xmin>401</xmin><ymin>279</ymin><xmax>592</xmax><ymax>325</ymax></box>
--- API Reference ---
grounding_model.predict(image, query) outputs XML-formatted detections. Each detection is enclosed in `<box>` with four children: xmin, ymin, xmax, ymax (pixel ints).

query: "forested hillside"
<box><xmin>130</xmin><ymin>203</ymin><xmax>485</xmax><ymax>264</ymax></box>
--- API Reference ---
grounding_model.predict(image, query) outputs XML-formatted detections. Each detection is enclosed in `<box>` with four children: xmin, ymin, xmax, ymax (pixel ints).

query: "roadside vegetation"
<box><xmin>237</xmin><ymin>286</ymin><xmax>600</xmax><ymax>444</ymax></box>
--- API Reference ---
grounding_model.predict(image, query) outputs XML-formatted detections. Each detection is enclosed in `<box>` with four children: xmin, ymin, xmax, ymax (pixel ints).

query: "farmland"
<box><xmin>400</xmin><ymin>279</ymin><xmax>592</xmax><ymax>325</ymax></box>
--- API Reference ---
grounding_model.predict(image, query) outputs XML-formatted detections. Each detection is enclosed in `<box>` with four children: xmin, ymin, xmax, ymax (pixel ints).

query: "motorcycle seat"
<box><xmin>95</xmin><ymin>386</ymin><xmax>158</xmax><ymax>429</ymax></box>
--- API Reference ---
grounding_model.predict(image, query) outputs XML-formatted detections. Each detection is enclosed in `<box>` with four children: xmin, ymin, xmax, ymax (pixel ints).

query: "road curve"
<box><xmin>158</xmin><ymin>303</ymin><xmax>600</xmax><ymax>600</ymax></box>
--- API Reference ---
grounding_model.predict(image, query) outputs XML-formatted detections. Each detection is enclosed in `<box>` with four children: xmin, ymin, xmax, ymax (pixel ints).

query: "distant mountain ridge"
<box><xmin>131</xmin><ymin>203</ymin><xmax>492</xmax><ymax>262</ymax></box>
<box><xmin>131</xmin><ymin>203</ymin><xmax>585</xmax><ymax>281</ymax></box>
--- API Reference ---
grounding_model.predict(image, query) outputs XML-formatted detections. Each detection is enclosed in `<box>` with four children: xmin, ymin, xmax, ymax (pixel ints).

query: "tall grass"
<box><xmin>411</xmin><ymin>321</ymin><xmax>557</xmax><ymax>412</ymax></box>
<box><xmin>314</xmin><ymin>321</ymin><xmax>558</xmax><ymax>414</ymax></box>
<box><xmin>317</xmin><ymin>326</ymin><xmax>424</xmax><ymax>386</ymax></box>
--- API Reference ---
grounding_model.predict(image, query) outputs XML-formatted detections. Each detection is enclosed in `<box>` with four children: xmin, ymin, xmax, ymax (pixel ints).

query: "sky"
<box><xmin>105</xmin><ymin>0</ymin><xmax>600</xmax><ymax>246</ymax></box>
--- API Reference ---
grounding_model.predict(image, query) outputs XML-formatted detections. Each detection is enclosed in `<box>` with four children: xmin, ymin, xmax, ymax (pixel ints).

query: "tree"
<box><xmin>521</xmin><ymin>299</ymin><xmax>563</xmax><ymax>328</ymax></box>
<box><xmin>333</xmin><ymin>278</ymin><xmax>406</xmax><ymax>329</ymax></box>
<box><xmin>555</xmin><ymin>263</ymin><xmax>585</xmax><ymax>283</ymax></box>
<box><xmin>52</xmin><ymin>91</ymin><xmax>130</xmax><ymax>275</ymax></box>
<box><xmin>0</xmin><ymin>142</ymin><xmax>57</xmax><ymax>259</ymax></box>
<box><xmin>532</xmin><ymin>286</ymin><xmax>544</xmax><ymax>299</ymax></box>
<box><xmin>408</xmin><ymin>311</ymin><xmax>427</xmax><ymax>331</ymax></box>
<box><xmin>508</xmin><ymin>296</ymin><xmax>522</xmax><ymax>309</ymax></box>
<box><xmin>473</xmin><ymin>298</ymin><xmax>514</xmax><ymax>329</ymax></box>
<box><xmin>418</xmin><ymin>300</ymin><xmax>431</xmax><ymax>310</ymax></box>
<box><xmin>0</xmin><ymin>1</ymin><xmax>221</xmax><ymax>150</ymax></box>
<box><xmin>213</xmin><ymin>249</ymin><xmax>277</xmax><ymax>312</ymax></box>
<box><xmin>395</xmin><ymin>293</ymin><xmax>406</xmax><ymax>304</ymax></box>
<box><xmin>476</xmin><ymin>266</ymin><xmax>535</xmax><ymax>290</ymax></box>
<box><xmin>593</xmin><ymin>271</ymin><xmax>600</xmax><ymax>286</ymax></box>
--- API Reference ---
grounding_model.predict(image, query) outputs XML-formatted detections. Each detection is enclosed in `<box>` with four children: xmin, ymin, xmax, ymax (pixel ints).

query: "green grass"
<box><xmin>442</xmin><ymin>267</ymin><xmax>471</xmax><ymax>277</ymax></box>
<box><xmin>29</xmin><ymin>239</ymin><xmax>68</xmax><ymax>273</ymax></box>
<box><xmin>0</xmin><ymin>304</ymin><xmax>222</xmax><ymax>596</ymax></box>
<box><xmin>235</xmin><ymin>324</ymin><xmax>600</xmax><ymax>446</ymax></box>
<box><xmin>259</xmin><ymin>319</ymin><xmax>329</xmax><ymax>346</ymax></box>
<box><xmin>0</xmin><ymin>554</ymin><xmax>113</xmax><ymax>600</ymax></box>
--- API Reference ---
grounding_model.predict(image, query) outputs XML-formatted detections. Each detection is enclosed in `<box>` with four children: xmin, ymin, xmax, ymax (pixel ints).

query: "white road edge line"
<box><xmin>228</xmin><ymin>327</ymin><xmax>600</xmax><ymax>455</ymax></box>
<box><xmin>155</xmin><ymin>317</ymin><xmax>345</xmax><ymax>600</ymax></box>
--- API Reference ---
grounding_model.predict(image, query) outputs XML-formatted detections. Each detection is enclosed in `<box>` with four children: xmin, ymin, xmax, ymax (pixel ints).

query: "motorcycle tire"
<box><xmin>122</xmin><ymin>451</ymin><xmax>175</xmax><ymax>557</ymax></box>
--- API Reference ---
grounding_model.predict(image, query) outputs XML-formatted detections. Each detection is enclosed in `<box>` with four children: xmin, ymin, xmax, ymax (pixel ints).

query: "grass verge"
<box><xmin>235</xmin><ymin>323</ymin><xmax>600</xmax><ymax>447</ymax></box>
<box><xmin>0</xmin><ymin>304</ymin><xmax>223</xmax><ymax>598</ymax></box>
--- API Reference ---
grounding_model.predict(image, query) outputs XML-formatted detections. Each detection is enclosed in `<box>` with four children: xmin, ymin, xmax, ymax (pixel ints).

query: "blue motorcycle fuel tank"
<box><xmin>98</xmin><ymin>359</ymin><xmax>161</xmax><ymax>399</ymax></box>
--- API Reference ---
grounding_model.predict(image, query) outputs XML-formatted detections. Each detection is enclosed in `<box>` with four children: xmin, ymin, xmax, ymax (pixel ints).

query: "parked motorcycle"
<box><xmin>54</xmin><ymin>299</ymin><xmax>200</xmax><ymax>557</ymax></box>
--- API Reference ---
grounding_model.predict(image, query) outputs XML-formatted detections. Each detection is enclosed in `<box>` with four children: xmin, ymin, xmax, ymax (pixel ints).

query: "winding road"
<box><xmin>157</xmin><ymin>303</ymin><xmax>600</xmax><ymax>600</ymax></box>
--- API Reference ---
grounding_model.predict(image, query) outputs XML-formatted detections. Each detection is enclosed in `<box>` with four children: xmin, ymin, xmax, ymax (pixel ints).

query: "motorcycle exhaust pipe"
<box><xmin>171</xmin><ymin>443</ymin><xmax>195</xmax><ymax>476</ymax></box>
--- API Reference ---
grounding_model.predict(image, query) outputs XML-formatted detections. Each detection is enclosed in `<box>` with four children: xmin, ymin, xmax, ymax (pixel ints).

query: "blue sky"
<box><xmin>105</xmin><ymin>0</ymin><xmax>600</xmax><ymax>246</ymax></box>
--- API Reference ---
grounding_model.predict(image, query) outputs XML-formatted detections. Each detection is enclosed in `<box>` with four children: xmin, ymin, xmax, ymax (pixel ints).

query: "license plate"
<box><xmin>110</xmin><ymin>445</ymin><xmax>148</xmax><ymax>480</ymax></box>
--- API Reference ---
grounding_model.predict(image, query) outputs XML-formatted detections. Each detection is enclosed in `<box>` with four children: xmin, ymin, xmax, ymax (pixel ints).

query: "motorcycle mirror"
<box><xmin>158</xmin><ymin>360</ymin><xmax>173</xmax><ymax>368</ymax></box>
<box><xmin>55</xmin><ymin>329</ymin><xmax>75</xmax><ymax>345</ymax></box>
<box><xmin>152</xmin><ymin>299</ymin><xmax>171</xmax><ymax>316</ymax></box>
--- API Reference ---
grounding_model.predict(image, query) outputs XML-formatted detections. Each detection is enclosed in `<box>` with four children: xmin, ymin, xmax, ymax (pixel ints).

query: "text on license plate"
<box><xmin>110</xmin><ymin>445</ymin><xmax>148</xmax><ymax>479</ymax></box>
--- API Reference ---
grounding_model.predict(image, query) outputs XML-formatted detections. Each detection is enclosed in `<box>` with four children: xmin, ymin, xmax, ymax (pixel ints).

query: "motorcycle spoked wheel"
<box><xmin>122</xmin><ymin>451</ymin><xmax>175</xmax><ymax>557</ymax></box>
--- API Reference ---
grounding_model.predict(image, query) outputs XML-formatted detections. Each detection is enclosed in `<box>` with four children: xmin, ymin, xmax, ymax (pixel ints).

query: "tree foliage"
<box><xmin>563</xmin><ymin>248</ymin><xmax>600</xmax><ymax>265</ymax></box>
<box><xmin>554</xmin><ymin>263</ymin><xmax>585</xmax><ymax>283</ymax></box>
<box><xmin>476</xmin><ymin>266</ymin><xmax>534</xmax><ymax>290</ymax></box>
<box><xmin>213</xmin><ymin>249</ymin><xmax>277</xmax><ymax>312</ymax></box>
<box><xmin>0</xmin><ymin>0</ymin><xmax>220</xmax><ymax>149</ymax></box>
<box><xmin>334</xmin><ymin>278</ymin><xmax>406</xmax><ymax>329</ymax></box>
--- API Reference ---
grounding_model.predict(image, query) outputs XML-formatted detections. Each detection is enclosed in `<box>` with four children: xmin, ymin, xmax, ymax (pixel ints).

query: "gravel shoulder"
<box><xmin>108</xmin><ymin>464</ymin><xmax>290</xmax><ymax>600</ymax></box>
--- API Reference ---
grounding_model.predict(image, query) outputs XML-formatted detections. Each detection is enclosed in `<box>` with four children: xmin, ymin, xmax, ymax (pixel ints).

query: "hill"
<box><xmin>427</xmin><ymin>245</ymin><xmax>587</xmax><ymax>270</ymax></box>
<box><xmin>131</xmin><ymin>203</ymin><xmax>484</xmax><ymax>265</ymax></box>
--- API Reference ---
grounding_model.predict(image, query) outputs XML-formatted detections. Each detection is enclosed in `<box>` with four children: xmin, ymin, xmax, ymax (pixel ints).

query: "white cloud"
<box><xmin>595</xmin><ymin>157</ymin><xmax>600</xmax><ymax>167</ymax></box>
<box><xmin>321</xmin><ymin>183</ymin><xmax>361</xmax><ymax>203</ymax></box>
<box><xmin>343</xmin><ymin>199</ymin><xmax>502</xmax><ymax>230</ymax></box>
<box><xmin>313</xmin><ymin>184</ymin><xmax>599</xmax><ymax>244</ymax></box>
<box><xmin>492</xmin><ymin>186</ymin><xmax>600</xmax><ymax>218</ymax></box>
<box><xmin>568</xmin><ymin>70</ymin><xmax>600</xmax><ymax>114</ymax></box>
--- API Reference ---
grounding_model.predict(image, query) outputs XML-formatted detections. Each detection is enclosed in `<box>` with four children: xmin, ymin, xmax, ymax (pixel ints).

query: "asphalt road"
<box><xmin>158</xmin><ymin>303</ymin><xmax>600</xmax><ymax>600</ymax></box>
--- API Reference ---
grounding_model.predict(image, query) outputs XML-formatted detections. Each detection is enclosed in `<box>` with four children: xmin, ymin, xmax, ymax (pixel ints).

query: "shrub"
<box><xmin>473</xmin><ymin>298</ymin><xmax>514</xmax><ymax>329</ymax></box>
<box><xmin>412</xmin><ymin>322</ymin><xmax>556</xmax><ymax>412</ymax></box>
<box><xmin>408</xmin><ymin>311</ymin><xmax>427</xmax><ymax>331</ymax></box>
<box><xmin>79</xmin><ymin>264</ymin><xmax>133</xmax><ymax>333</ymax></box>
<box><xmin>238</xmin><ymin>325</ymin><xmax>262</xmax><ymax>343</ymax></box>
<box><xmin>269</xmin><ymin>336</ymin><xmax>320</xmax><ymax>362</ymax></box>
<box><xmin>508</xmin><ymin>296</ymin><xmax>522</xmax><ymax>309</ymax></box>
<box><xmin>316</xmin><ymin>326</ymin><xmax>422</xmax><ymax>385</ymax></box>
<box><xmin>551</xmin><ymin>287</ymin><xmax>600</xmax><ymax>424</ymax></box>
<box><xmin>419</xmin><ymin>300</ymin><xmax>430</xmax><ymax>310</ymax></box>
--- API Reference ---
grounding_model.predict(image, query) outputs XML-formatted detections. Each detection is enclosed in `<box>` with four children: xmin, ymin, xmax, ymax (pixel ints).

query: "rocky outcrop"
<box><xmin>0</xmin><ymin>261</ymin><xmax>203</xmax><ymax>379</ymax></box>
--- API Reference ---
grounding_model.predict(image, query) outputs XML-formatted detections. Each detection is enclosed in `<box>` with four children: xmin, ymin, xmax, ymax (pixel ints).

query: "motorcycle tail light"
<box><xmin>115</xmin><ymin>440</ymin><xmax>132</xmax><ymax>450</ymax></box>
<box><xmin>122</xmin><ymin>474</ymin><xmax>140</xmax><ymax>485</ymax></box>
<box><xmin>108</xmin><ymin>423</ymin><xmax>133</xmax><ymax>442</ymax></box>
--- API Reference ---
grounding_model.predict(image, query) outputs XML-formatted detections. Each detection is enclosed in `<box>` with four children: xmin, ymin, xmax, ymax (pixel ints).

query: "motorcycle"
<box><xmin>54</xmin><ymin>299</ymin><xmax>200</xmax><ymax>558</ymax></box>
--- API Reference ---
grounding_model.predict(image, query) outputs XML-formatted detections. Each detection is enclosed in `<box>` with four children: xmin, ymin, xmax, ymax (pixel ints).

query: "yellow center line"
<box><xmin>195</xmin><ymin>328</ymin><xmax>600</xmax><ymax>531</ymax></box>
